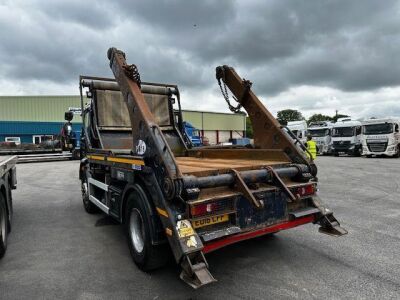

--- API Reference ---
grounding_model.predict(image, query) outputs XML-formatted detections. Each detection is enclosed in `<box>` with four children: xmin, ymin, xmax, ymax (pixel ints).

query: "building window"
<box><xmin>33</xmin><ymin>135</ymin><xmax>53</xmax><ymax>144</ymax></box>
<box><xmin>5</xmin><ymin>137</ymin><xmax>21</xmax><ymax>145</ymax></box>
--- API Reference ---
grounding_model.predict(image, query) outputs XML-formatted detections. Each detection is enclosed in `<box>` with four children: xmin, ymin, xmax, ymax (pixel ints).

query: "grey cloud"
<box><xmin>0</xmin><ymin>0</ymin><xmax>399</xmax><ymax>118</ymax></box>
<box><xmin>31</xmin><ymin>0</ymin><xmax>116</xmax><ymax>29</ymax></box>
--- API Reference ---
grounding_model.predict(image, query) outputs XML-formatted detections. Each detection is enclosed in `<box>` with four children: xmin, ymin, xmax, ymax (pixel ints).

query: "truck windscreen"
<box><xmin>363</xmin><ymin>123</ymin><xmax>393</xmax><ymax>135</ymax></box>
<box><xmin>308</xmin><ymin>129</ymin><xmax>329</xmax><ymax>137</ymax></box>
<box><xmin>332</xmin><ymin>127</ymin><xmax>354</xmax><ymax>137</ymax></box>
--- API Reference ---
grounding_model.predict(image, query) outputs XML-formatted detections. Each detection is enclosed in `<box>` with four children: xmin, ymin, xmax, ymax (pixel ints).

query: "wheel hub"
<box><xmin>81</xmin><ymin>181</ymin><xmax>89</xmax><ymax>203</ymax></box>
<box><xmin>129</xmin><ymin>208</ymin><xmax>145</xmax><ymax>253</ymax></box>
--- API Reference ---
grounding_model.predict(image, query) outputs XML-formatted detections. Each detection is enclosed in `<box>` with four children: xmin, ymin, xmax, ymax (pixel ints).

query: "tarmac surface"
<box><xmin>0</xmin><ymin>156</ymin><xmax>399</xmax><ymax>299</ymax></box>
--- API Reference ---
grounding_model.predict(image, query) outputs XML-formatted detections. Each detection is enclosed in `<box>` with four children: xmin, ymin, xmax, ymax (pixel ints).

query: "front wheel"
<box><xmin>354</xmin><ymin>147</ymin><xmax>362</xmax><ymax>157</ymax></box>
<box><xmin>0</xmin><ymin>193</ymin><xmax>8</xmax><ymax>259</ymax></box>
<box><xmin>125</xmin><ymin>185</ymin><xmax>169</xmax><ymax>271</ymax></box>
<box><xmin>395</xmin><ymin>146</ymin><xmax>400</xmax><ymax>158</ymax></box>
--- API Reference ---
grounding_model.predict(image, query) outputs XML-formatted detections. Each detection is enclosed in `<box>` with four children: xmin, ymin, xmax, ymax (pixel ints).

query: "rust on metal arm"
<box><xmin>107</xmin><ymin>47</ymin><xmax>182</xmax><ymax>182</ymax></box>
<box><xmin>216</xmin><ymin>65</ymin><xmax>314</xmax><ymax>169</ymax></box>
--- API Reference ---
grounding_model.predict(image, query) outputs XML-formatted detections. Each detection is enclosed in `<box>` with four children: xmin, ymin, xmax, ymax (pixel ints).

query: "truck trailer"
<box><xmin>0</xmin><ymin>155</ymin><xmax>17</xmax><ymax>258</ymax></box>
<box><xmin>78</xmin><ymin>48</ymin><xmax>347</xmax><ymax>288</ymax></box>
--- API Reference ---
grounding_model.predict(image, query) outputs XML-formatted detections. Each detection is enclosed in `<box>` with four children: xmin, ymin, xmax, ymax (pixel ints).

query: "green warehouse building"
<box><xmin>0</xmin><ymin>96</ymin><xmax>246</xmax><ymax>145</ymax></box>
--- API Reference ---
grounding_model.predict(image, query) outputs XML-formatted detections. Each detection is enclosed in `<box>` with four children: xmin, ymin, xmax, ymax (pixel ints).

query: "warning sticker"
<box><xmin>176</xmin><ymin>220</ymin><xmax>195</xmax><ymax>238</ymax></box>
<box><xmin>136</xmin><ymin>139</ymin><xmax>146</xmax><ymax>155</ymax></box>
<box><xmin>186</xmin><ymin>236</ymin><xmax>198</xmax><ymax>248</ymax></box>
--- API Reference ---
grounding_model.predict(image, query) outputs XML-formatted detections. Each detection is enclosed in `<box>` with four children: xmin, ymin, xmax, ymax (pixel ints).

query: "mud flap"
<box><xmin>180</xmin><ymin>252</ymin><xmax>216</xmax><ymax>289</ymax></box>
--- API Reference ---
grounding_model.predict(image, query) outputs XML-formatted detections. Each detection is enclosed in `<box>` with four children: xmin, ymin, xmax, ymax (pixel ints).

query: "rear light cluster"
<box><xmin>293</xmin><ymin>184</ymin><xmax>315</xmax><ymax>198</ymax></box>
<box><xmin>190</xmin><ymin>198</ymin><xmax>234</xmax><ymax>217</ymax></box>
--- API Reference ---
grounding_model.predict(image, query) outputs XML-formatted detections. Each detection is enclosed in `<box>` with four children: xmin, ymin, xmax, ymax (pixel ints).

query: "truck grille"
<box><xmin>367</xmin><ymin>142</ymin><xmax>387</xmax><ymax>152</ymax></box>
<box><xmin>333</xmin><ymin>141</ymin><xmax>350</xmax><ymax>150</ymax></box>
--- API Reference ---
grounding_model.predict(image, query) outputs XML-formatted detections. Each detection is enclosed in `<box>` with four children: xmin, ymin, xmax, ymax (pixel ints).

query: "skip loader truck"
<box><xmin>79</xmin><ymin>48</ymin><xmax>347</xmax><ymax>288</ymax></box>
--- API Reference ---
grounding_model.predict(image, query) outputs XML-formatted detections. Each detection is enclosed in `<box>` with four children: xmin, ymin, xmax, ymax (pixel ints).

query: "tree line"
<box><xmin>276</xmin><ymin>109</ymin><xmax>349</xmax><ymax>125</ymax></box>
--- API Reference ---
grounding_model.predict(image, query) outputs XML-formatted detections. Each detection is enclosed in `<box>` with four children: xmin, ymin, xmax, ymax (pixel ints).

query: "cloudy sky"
<box><xmin>0</xmin><ymin>0</ymin><xmax>399</xmax><ymax>119</ymax></box>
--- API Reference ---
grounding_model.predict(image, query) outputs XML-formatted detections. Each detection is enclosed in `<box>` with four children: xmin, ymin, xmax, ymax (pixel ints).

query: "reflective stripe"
<box><xmin>156</xmin><ymin>207</ymin><xmax>169</xmax><ymax>218</ymax></box>
<box><xmin>107</xmin><ymin>157</ymin><xmax>145</xmax><ymax>165</ymax></box>
<box><xmin>87</xmin><ymin>155</ymin><xmax>144</xmax><ymax>166</ymax></box>
<box><xmin>87</xmin><ymin>155</ymin><xmax>105</xmax><ymax>161</ymax></box>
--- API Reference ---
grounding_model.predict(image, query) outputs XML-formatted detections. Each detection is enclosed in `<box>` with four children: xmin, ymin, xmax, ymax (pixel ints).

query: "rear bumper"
<box><xmin>203</xmin><ymin>215</ymin><xmax>315</xmax><ymax>254</ymax></box>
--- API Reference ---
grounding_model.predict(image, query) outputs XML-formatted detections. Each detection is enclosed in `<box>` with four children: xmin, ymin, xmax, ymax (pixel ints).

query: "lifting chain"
<box><xmin>123</xmin><ymin>63</ymin><xmax>141</xmax><ymax>87</ymax></box>
<box><xmin>217</xmin><ymin>68</ymin><xmax>252</xmax><ymax>113</ymax></box>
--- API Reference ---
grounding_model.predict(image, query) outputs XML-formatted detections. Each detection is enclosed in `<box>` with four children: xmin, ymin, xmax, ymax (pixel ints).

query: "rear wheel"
<box><xmin>125</xmin><ymin>185</ymin><xmax>169</xmax><ymax>271</ymax></box>
<box><xmin>0</xmin><ymin>193</ymin><xmax>8</xmax><ymax>259</ymax></box>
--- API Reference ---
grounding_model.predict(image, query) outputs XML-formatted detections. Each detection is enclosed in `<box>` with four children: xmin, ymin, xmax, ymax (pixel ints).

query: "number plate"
<box><xmin>192</xmin><ymin>214</ymin><xmax>229</xmax><ymax>229</ymax></box>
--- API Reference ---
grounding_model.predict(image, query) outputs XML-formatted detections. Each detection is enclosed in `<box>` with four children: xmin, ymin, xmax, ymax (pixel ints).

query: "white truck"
<box><xmin>287</xmin><ymin>120</ymin><xmax>307</xmax><ymax>144</ymax></box>
<box><xmin>331</xmin><ymin>118</ymin><xmax>363</xmax><ymax>156</ymax></box>
<box><xmin>361</xmin><ymin>118</ymin><xmax>400</xmax><ymax>157</ymax></box>
<box><xmin>307</xmin><ymin>121</ymin><xmax>333</xmax><ymax>155</ymax></box>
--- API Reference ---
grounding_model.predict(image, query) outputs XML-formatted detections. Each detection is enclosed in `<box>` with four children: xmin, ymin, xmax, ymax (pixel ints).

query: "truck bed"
<box><xmin>0</xmin><ymin>155</ymin><xmax>17</xmax><ymax>177</ymax></box>
<box><xmin>176</xmin><ymin>157</ymin><xmax>286</xmax><ymax>176</ymax></box>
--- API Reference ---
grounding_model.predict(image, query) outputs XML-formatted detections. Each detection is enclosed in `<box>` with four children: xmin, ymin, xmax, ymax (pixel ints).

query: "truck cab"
<box><xmin>287</xmin><ymin>120</ymin><xmax>307</xmax><ymax>144</ymax></box>
<box><xmin>331</xmin><ymin>118</ymin><xmax>363</xmax><ymax>156</ymax></box>
<box><xmin>361</xmin><ymin>118</ymin><xmax>400</xmax><ymax>157</ymax></box>
<box><xmin>307</xmin><ymin>121</ymin><xmax>333</xmax><ymax>155</ymax></box>
<box><xmin>182</xmin><ymin>121</ymin><xmax>202</xmax><ymax>147</ymax></box>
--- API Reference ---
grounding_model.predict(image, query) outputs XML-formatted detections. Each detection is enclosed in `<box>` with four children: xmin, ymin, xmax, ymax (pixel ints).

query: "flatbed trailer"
<box><xmin>0</xmin><ymin>148</ymin><xmax>62</xmax><ymax>155</ymax></box>
<box><xmin>0</xmin><ymin>155</ymin><xmax>17</xmax><ymax>258</ymax></box>
<box><xmin>78</xmin><ymin>48</ymin><xmax>347</xmax><ymax>288</ymax></box>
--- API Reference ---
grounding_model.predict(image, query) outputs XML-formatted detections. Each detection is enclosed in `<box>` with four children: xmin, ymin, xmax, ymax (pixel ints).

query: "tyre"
<box><xmin>354</xmin><ymin>147</ymin><xmax>362</xmax><ymax>157</ymax></box>
<box><xmin>334</xmin><ymin>152</ymin><xmax>339</xmax><ymax>157</ymax></box>
<box><xmin>81</xmin><ymin>177</ymin><xmax>99</xmax><ymax>214</ymax></box>
<box><xmin>72</xmin><ymin>149</ymin><xmax>81</xmax><ymax>160</ymax></box>
<box><xmin>0</xmin><ymin>193</ymin><xmax>8</xmax><ymax>259</ymax></box>
<box><xmin>395</xmin><ymin>146</ymin><xmax>400</xmax><ymax>158</ymax></box>
<box><xmin>366</xmin><ymin>155</ymin><xmax>372</xmax><ymax>158</ymax></box>
<box><xmin>125</xmin><ymin>184</ymin><xmax>169</xmax><ymax>271</ymax></box>
<box><xmin>7</xmin><ymin>185</ymin><xmax>12</xmax><ymax>233</ymax></box>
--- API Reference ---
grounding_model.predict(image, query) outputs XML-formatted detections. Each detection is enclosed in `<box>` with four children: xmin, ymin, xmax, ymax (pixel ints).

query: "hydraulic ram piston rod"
<box><xmin>182</xmin><ymin>166</ymin><xmax>301</xmax><ymax>189</ymax></box>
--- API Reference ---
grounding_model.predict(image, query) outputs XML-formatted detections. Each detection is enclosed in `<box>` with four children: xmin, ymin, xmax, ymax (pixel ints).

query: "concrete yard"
<box><xmin>0</xmin><ymin>156</ymin><xmax>399</xmax><ymax>299</ymax></box>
